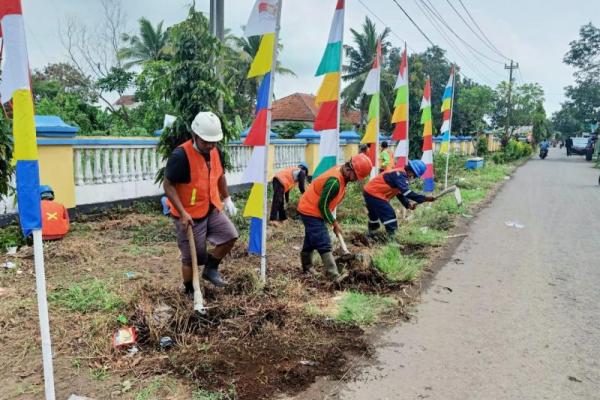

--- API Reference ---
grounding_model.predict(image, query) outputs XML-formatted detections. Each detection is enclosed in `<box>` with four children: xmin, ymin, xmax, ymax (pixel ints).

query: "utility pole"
<box><xmin>210</xmin><ymin>0</ymin><xmax>225</xmax><ymax>112</ymax></box>
<box><xmin>504</xmin><ymin>60</ymin><xmax>519</xmax><ymax>146</ymax></box>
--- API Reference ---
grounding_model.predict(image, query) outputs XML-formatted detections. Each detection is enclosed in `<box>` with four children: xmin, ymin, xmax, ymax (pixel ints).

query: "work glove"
<box><xmin>223</xmin><ymin>196</ymin><xmax>238</xmax><ymax>216</ymax></box>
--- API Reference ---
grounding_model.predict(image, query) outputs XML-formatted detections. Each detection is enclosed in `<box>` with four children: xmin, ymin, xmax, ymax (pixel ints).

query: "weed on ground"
<box><xmin>0</xmin><ymin>157</ymin><xmax>519</xmax><ymax>399</ymax></box>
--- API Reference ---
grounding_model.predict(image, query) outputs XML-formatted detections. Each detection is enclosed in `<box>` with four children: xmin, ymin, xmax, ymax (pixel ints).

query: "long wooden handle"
<box><xmin>434</xmin><ymin>185</ymin><xmax>457</xmax><ymax>199</ymax></box>
<box><xmin>187</xmin><ymin>225</ymin><xmax>205</xmax><ymax>313</ymax></box>
<box><xmin>336</xmin><ymin>232</ymin><xmax>350</xmax><ymax>254</ymax></box>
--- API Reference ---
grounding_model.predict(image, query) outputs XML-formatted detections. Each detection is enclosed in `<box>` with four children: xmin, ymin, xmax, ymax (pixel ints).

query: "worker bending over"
<box><xmin>297</xmin><ymin>154</ymin><xmax>372</xmax><ymax>279</ymax></box>
<box><xmin>269</xmin><ymin>162</ymin><xmax>309</xmax><ymax>225</ymax></box>
<box><xmin>363</xmin><ymin>159</ymin><xmax>435</xmax><ymax>238</ymax></box>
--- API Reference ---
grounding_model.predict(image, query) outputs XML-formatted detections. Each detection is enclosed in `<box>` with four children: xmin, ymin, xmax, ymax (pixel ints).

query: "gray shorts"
<box><xmin>173</xmin><ymin>208</ymin><xmax>239</xmax><ymax>265</ymax></box>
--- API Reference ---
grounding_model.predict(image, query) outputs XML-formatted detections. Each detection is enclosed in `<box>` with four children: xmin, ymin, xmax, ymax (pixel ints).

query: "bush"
<box><xmin>476</xmin><ymin>135</ymin><xmax>489</xmax><ymax>156</ymax></box>
<box><xmin>493</xmin><ymin>139</ymin><xmax>532</xmax><ymax>164</ymax></box>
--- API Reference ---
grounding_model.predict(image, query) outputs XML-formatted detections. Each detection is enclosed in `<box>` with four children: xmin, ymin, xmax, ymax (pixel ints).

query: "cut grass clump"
<box><xmin>414</xmin><ymin>206</ymin><xmax>455</xmax><ymax>230</ymax></box>
<box><xmin>193</xmin><ymin>387</ymin><xmax>236</xmax><ymax>400</ymax></box>
<box><xmin>49</xmin><ymin>279</ymin><xmax>123</xmax><ymax>313</ymax></box>
<box><xmin>335</xmin><ymin>291</ymin><xmax>396</xmax><ymax>325</ymax></box>
<box><xmin>373</xmin><ymin>244</ymin><xmax>425</xmax><ymax>282</ymax></box>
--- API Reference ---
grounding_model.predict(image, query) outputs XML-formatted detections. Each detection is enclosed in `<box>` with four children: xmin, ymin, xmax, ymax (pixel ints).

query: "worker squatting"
<box><xmin>163</xmin><ymin>112</ymin><xmax>436</xmax><ymax>297</ymax></box>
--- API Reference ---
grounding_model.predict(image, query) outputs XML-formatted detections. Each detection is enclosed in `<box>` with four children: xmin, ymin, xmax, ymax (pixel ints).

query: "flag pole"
<box><xmin>260</xmin><ymin>0</ymin><xmax>282</xmax><ymax>282</ymax></box>
<box><xmin>32</xmin><ymin>229</ymin><xmax>56</xmax><ymax>400</ymax></box>
<box><xmin>334</xmin><ymin>2</ymin><xmax>345</xmax><ymax>167</ymax></box>
<box><xmin>444</xmin><ymin>66</ymin><xmax>456</xmax><ymax>189</ymax></box>
<box><xmin>372</xmin><ymin>39</ymin><xmax>381</xmax><ymax>179</ymax></box>
<box><xmin>405</xmin><ymin>42</ymin><xmax>409</xmax><ymax>166</ymax></box>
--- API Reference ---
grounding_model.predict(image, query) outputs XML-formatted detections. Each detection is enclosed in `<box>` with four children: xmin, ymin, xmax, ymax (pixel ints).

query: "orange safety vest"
<box><xmin>364</xmin><ymin>167</ymin><xmax>406</xmax><ymax>202</ymax></box>
<box><xmin>297</xmin><ymin>166</ymin><xmax>347</xmax><ymax>219</ymax></box>
<box><xmin>41</xmin><ymin>200</ymin><xmax>70</xmax><ymax>240</ymax></box>
<box><xmin>274</xmin><ymin>166</ymin><xmax>299</xmax><ymax>193</ymax></box>
<box><xmin>379</xmin><ymin>148</ymin><xmax>394</xmax><ymax>171</ymax></box>
<box><xmin>168</xmin><ymin>141</ymin><xmax>223</xmax><ymax>219</ymax></box>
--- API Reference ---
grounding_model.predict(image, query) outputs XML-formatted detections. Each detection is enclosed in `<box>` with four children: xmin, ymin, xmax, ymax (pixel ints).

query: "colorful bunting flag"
<box><xmin>241</xmin><ymin>0</ymin><xmax>281</xmax><ymax>266</ymax></box>
<box><xmin>392</xmin><ymin>44</ymin><xmax>409</xmax><ymax>168</ymax></box>
<box><xmin>360</xmin><ymin>39</ymin><xmax>381</xmax><ymax>175</ymax></box>
<box><xmin>313</xmin><ymin>0</ymin><xmax>345</xmax><ymax>178</ymax></box>
<box><xmin>439</xmin><ymin>66</ymin><xmax>455</xmax><ymax>154</ymax></box>
<box><xmin>420</xmin><ymin>78</ymin><xmax>435</xmax><ymax>192</ymax></box>
<box><xmin>1</xmin><ymin>1</ymin><xmax>56</xmax><ymax>397</ymax></box>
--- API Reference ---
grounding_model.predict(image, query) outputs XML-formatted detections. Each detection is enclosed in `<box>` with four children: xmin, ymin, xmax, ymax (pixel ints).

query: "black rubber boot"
<box><xmin>202</xmin><ymin>254</ymin><xmax>228</xmax><ymax>287</ymax></box>
<box><xmin>183</xmin><ymin>281</ymin><xmax>194</xmax><ymax>298</ymax></box>
<box><xmin>301</xmin><ymin>251</ymin><xmax>315</xmax><ymax>274</ymax></box>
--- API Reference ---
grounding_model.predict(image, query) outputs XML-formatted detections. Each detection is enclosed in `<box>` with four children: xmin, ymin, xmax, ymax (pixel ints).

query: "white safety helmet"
<box><xmin>191</xmin><ymin>111</ymin><xmax>223</xmax><ymax>142</ymax></box>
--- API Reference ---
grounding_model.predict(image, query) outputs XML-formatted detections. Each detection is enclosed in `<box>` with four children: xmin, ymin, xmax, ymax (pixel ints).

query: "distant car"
<box><xmin>569</xmin><ymin>137</ymin><xmax>596</xmax><ymax>161</ymax></box>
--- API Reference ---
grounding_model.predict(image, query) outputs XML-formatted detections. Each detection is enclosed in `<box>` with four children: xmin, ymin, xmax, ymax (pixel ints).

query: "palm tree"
<box><xmin>342</xmin><ymin>17</ymin><xmax>395</xmax><ymax>131</ymax></box>
<box><xmin>119</xmin><ymin>18</ymin><xmax>170</xmax><ymax>69</ymax></box>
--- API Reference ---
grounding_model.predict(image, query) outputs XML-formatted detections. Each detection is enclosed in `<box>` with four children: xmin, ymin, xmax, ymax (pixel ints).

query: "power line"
<box><xmin>457</xmin><ymin>0</ymin><xmax>510</xmax><ymax>60</ymax></box>
<box><xmin>355</xmin><ymin>0</ymin><xmax>412</xmax><ymax>51</ymax></box>
<box><xmin>420</xmin><ymin>0</ymin><xmax>505</xmax><ymax>65</ymax></box>
<box><xmin>389</xmin><ymin>0</ymin><xmax>436</xmax><ymax>47</ymax></box>
<box><xmin>411</xmin><ymin>0</ymin><xmax>497</xmax><ymax>85</ymax></box>
<box><xmin>444</xmin><ymin>0</ymin><xmax>510</xmax><ymax>61</ymax></box>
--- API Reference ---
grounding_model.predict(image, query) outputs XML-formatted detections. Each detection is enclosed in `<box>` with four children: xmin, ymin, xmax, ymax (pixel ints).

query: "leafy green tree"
<box><xmin>492</xmin><ymin>82</ymin><xmax>546</xmax><ymax>133</ymax></box>
<box><xmin>563</xmin><ymin>23</ymin><xmax>600</xmax><ymax>82</ymax></box>
<box><xmin>119</xmin><ymin>17</ymin><xmax>171</xmax><ymax>69</ymax></box>
<box><xmin>0</xmin><ymin>114</ymin><xmax>13</xmax><ymax>196</ymax></box>
<box><xmin>454</xmin><ymin>81</ymin><xmax>494</xmax><ymax>134</ymax></box>
<box><xmin>552</xmin><ymin>103</ymin><xmax>585</xmax><ymax>138</ymax></box>
<box><xmin>156</xmin><ymin>6</ymin><xmax>236</xmax><ymax>181</ymax></box>
<box><xmin>96</xmin><ymin>67</ymin><xmax>136</xmax><ymax>126</ymax></box>
<box><xmin>272</xmin><ymin>122</ymin><xmax>308</xmax><ymax>139</ymax></box>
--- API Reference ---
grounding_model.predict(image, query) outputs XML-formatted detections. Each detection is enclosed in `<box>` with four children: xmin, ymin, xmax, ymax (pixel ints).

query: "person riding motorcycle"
<box><xmin>539</xmin><ymin>139</ymin><xmax>549</xmax><ymax>159</ymax></box>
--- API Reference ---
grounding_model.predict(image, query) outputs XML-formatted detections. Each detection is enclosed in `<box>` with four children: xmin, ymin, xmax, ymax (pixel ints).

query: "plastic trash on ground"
<box><xmin>504</xmin><ymin>221</ymin><xmax>525</xmax><ymax>229</ymax></box>
<box><xmin>113</xmin><ymin>326</ymin><xmax>137</xmax><ymax>348</ymax></box>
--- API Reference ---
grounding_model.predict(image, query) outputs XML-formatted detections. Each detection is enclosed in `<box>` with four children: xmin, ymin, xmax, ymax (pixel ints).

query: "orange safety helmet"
<box><xmin>350</xmin><ymin>154</ymin><xmax>373</xmax><ymax>180</ymax></box>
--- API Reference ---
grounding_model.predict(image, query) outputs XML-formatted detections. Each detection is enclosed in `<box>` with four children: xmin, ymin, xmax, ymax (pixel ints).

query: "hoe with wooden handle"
<box><xmin>434</xmin><ymin>185</ymin><xmax>463</xmax><ymax>206</ymax></box>
<box><xmin>187</xmin><ymin>225</ymin><xmax>207</xmax><ymax>315</ymax></box>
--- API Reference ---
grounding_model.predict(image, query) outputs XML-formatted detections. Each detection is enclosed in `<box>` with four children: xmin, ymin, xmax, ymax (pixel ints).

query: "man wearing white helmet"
<box><xmin>164</xmin><ymin>112</ymin><xmax>238</xmax><ymax>294</ymax></box>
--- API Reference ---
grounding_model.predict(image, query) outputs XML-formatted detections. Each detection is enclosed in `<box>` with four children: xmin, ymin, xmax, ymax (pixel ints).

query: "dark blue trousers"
<box><xmin>299</xmin><ymin>213</ymin><xmax>332</xmax><ymax>254</ymax></box>
<box><xmin>364</xmin><ymin>192</ymin><xmax>398</xmax><ymax>233</ymax></box>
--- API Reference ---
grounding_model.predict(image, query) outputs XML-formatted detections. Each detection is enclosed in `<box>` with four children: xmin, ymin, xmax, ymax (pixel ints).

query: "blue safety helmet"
<box><xmin>39</xmin><ymin>185</ymin><xmax>55</xmax><ymax>200</ymax></box>
<box><xmin>298</xmin><ymin>162</ymin><xmax>309</xmax><ymax>171</ymax></box>
<box><xmin>407</xmin><ymin>160</ymin><xmax>426</xmax><ymax>178</ymax></box>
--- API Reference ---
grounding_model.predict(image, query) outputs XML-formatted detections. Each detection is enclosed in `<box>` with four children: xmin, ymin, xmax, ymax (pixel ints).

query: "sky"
<box><xmin>18</xmin><ymin>0</ymin><xmax>600</xmax><ymax>116</ymax></box>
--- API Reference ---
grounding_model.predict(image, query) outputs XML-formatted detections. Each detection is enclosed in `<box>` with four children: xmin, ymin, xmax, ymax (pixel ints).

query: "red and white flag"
<box><xmin>0</xmin><ymin>0</ymin><xmax>30</xmax><ymax>103</ymax></box>
<box><xmin>244</xmin><ymin>0</ymin><xmax>278</xmax><ymax>37</ymax></box>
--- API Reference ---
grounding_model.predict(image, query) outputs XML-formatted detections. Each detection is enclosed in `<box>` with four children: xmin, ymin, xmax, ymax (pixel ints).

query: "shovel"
<box><xmin>187</xmin><ymin>225</ymin><xmax>207</xmax><ymax>315</ymax></box>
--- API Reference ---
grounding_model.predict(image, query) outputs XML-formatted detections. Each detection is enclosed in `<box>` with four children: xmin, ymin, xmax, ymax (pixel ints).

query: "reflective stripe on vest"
<box><xmin>364</xmin><ymin>167</ymin><xmax>406</xmax><ymax>201</ymax></box>
<box><xmin>41</xmin><ymin>200</ymin><xmax>70</xmax><ymax>240</ymax></box>
<box><xmin>169</xmin><ymin>141</ymin><xmax>223</xmax><ymax>218</ymax></box>
<box><xmin>275</xmin><ymin>166</ymin><xmax>299</xmax><ymax>193</ymax></box>
<box><xmin>297</xmin><ymin>166</ymin><xmax>346</xmax><ymax>219</ymax></box>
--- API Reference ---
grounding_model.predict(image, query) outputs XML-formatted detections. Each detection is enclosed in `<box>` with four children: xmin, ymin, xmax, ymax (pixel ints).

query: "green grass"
<box><xmin>413</xmin><ymin>206</ymin><xmax>455</xmax><ymax>230</ymax></box>
<box><xmin>49</xmin><ymin>279</ymin><xmax>123</xmax><ymax>313</ymax></box>
<box><xmin>373</xmin><ymin>244</ymin><xmax>425</xmax><ymax>282</ymax></box>
<box><xmin>335</xmin><ymin>291</ymin><xmax>396</xmax><ymax>325</ymax></box>
<box><xmin>130</xmin><ymin>219</ymin><xmax>173</xmax><ymax>244</ymax></box>
<box><xmin>397</xmin><ymin>225</ymin><xmax>445</xmax><ymax>247</ymax></box>
<box><xmin>90</xmin><ymin>365</ymin><xmax>109</xmax><ymax>381</ymax></box>
<box><xmin>122</xmin><ymin>244</ymin><xmax>166</xmax><ymax>257</ymax></box>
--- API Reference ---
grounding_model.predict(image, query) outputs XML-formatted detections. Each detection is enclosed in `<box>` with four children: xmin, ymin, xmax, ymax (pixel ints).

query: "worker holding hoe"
<box><xmin>269</xmin><ymin>162</ymin><xmax>309</xmax><ymax>226</ymax></box>
<box><xmin>163</xmin><ymin>112</ymin><xmax>239</xmax><ymax>296</ymax></box>
<box><xmin>297</xmin><ymin>154</ymin><xmax>373</xmax><ymax>279</ymax></box>
<box><xmin>363</xmin><ymin>159</ymin><xmax>435</xmax><ymax>239</ymax></box>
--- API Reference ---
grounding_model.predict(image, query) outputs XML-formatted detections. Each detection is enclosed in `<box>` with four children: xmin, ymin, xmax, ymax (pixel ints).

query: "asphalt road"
<box><xmin>296</xmin><ymin>148</ymin><xmax>600</xmax><ymax>400</ymax></box>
